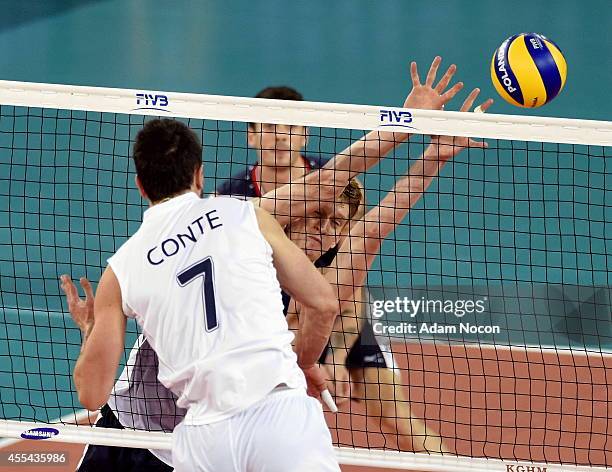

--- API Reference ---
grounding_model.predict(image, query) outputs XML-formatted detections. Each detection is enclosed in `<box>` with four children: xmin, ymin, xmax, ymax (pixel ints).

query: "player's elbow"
<box><xmin>76</xmin><ymin>383</ymin><xmax>106</xmax><ymax>411</ymax></box>
<box><xmin>364</xmin><ymin>222</ymin><xmax>382</xmax><ymax>241</ymax></box>
<box><xmin>78</xmin><ymin>391</ymin><xmax>105</xmax><ymax>412</ymax></box>
<box><xmin>74</xmin><ymin>366</ymin><xmax>107</xmax><ymax>411</ymax></box>
<box><xmin>312</xmin><ymin>285</ymin><xmax>339</xmax><ymax>322</ymax></box>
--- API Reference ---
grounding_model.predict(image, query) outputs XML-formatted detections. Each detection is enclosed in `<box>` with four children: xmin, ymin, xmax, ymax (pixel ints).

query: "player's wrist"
<box><xmin>80</xmin><ymin>322</ymin><xmax>94</xmax><ymax>346</ymax></box>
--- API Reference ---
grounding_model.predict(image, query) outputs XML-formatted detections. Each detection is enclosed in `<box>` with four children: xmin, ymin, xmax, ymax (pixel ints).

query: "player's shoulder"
<box><xmin>204</xmin><ymin>195</ymin><xmax>256</xmax><ymax>222</ymax></box>
<box><xmin>207</xmin><ymin>194</ymin><xmax>252</xmax><ymax>206</ymax></box>
<box><xmin>215</xmin><ymin>164</ymin><xmax>258</xmax><ymax>198</ymax></box>
<box><xmin>107</xmin><ymin>225</ymin><xmax>147</xmax><ymax>276</ymax></box>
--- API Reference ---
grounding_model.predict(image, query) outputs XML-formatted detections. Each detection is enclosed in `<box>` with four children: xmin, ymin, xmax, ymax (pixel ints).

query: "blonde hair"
<box><xmin>340</xmin><ymin>177</ymin><xmax>365</xmax><ymax>220</ymax></box>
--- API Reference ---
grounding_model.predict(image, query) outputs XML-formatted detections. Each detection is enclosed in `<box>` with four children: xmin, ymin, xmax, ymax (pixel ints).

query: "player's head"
<box><xmin>247</xmin><ymin>86</ymin><xmax>308</xmax><ymax>168</ymax></box>
<box><xmin>286</xmin><ymin>178</ymin><xmax>364</xmax><ymax>261</ymax></box>
<box><xmin>133</xmin><ymin>119</ymin><xmax>203</xmax><ymax>204</ymax></box>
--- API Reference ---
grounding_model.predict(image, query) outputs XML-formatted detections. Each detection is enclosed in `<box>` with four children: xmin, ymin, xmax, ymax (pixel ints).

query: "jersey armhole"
<box><xmin>245</xmin><ymin>201</ymin><xmax>274</xmax><ymax>259</ymax></box>
<box><xmin>106</xmin><ymin>256</ymin><xmax>136</xmax><ymax>319</ymax></box>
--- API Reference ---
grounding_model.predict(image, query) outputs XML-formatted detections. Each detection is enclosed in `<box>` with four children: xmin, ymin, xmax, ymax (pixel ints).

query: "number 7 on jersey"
<box><xmin>177</xmin><ymin>257</ymin><xmax>218</xmax><ymax>331</ymax></box>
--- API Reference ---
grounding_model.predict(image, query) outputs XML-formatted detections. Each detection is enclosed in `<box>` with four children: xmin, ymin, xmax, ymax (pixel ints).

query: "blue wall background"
<box><xmin>0</xmin><ymin>0</ymin><xmax>610</xmax><ymax>119</ymax></box>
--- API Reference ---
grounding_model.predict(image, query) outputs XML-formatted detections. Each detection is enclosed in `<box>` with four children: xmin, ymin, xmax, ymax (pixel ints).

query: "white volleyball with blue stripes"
<box><xmin>491</xmin><ymin>33</ymin><xmax>567</xmax><ymax>108</ymax></box>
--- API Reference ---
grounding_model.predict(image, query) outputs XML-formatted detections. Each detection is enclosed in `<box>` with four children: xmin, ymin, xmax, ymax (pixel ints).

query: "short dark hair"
<box><xmin>249</xmin><ymin>86</ymin><xmax>303</xmax><ymax>129</ymax></box>
<box><xmin>133</xmin><ymin>119</ymin><xmax>202</xmax><ymax>202</ymax></box>
<box><xmin>255</xmin><ymin>86</ymin><xmax>303</xmax><ymax>101</ymax></box>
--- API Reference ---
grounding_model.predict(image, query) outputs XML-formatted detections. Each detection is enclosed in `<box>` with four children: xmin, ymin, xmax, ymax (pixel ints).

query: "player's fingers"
<box><xmin>460</xmin><ymin>88</ymin><xmax>481</xmax><ymax>112</ymax></box>
<box><xmin>434</xmin><ymin>64</ymin><xmax>457</xmax><ymax>93</ymax></box>
<box><xmin>468</xmin><ymin>138</ymin><xmax>489</xmax><ymax>149</ymax></box>
<box><xmin>59</xmin><ymin>274</ymin><xmax>72</xmax><ymax>292</ymax></box>
<box><xmin>303</xmin><ymin>365</ymin><xmax>327</xmax><ymax>399</ymax></box>
<box><xmin>425</xmin><ymin>56</ymin><xmax>441</xmax><ymax>87</ymax></box>
<box><xmin>440</xmin><ymin>82</ymin><xmax>464</xmax><ymax>104</ymax></box>
<box><xmin>59</xmin><ymin>275</ymin><xmax>67</xmax><ymax>293</ymax></box>
<box><xmin>60</xmin><ymin>275</ymin><xmax>78</xmax><ymax>302</ymax></box>
<box><xmin>474</xmin><ymin>98</ymin><xmax>494</xmax><ymax>113</ymax></box>
<box><xmin>325</xmin><ymin>377</ymin><xmax>336</xmax><ymax>396</ymax></box>
<box><xmin>410</xmin><ymin>61</ymin><xmax>420</xmax><ymax>86</ymax></box>
<box><xmin>307</xmin><ymin>384</ymin><xmax>322</xmax><ymax>400</ymax></box>
<box><xmin>321</xmin><ymin>389</ymin><xmax>338</xmax><ymax>413</ymax></box>
<box><xmin>80</xmin><ymin>277</ymin><xmax>94</xmax><ymax>302</ymax></box>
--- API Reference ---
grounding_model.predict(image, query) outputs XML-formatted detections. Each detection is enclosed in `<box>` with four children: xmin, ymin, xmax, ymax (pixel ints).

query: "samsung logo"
<box><xmin>133</xmin><ymin>93</ymin><xmax>170</xmax><ymax>112</ymax></box>
<box><xmin>20</xmin><ymin>427</ymin><xmax>60</xmax><ymax>440</ymax></box>
<box><xmin>379</xmin><ymin>109</ymin><xmax>415</xmax><ymax>129</ymax></box>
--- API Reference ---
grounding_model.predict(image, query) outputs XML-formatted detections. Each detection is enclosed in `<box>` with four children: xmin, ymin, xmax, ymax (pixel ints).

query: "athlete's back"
<box><xmin>109</xmin><ymin>194</ymin><xmax>305</xmax><ymax>424</ymax></box>
<box><xmin>73</xmin><ymin>119</ymin><xmax>340</xmax><ymax>472</ymax></box>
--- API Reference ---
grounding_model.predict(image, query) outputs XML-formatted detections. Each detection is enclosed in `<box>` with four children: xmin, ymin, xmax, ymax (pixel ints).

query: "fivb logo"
<box><xmin>379</xmin><ymin>109</ymin><xmax>416</xmax><ymax>130</ymax></box>
<box><xmin>133</xmin><ymin>93</ymin><xmax>170</xmax><ymax>112</ymax></box>
<box><xmin>505</xmin><ymin>464</ymin><xmax>547</xmax><ymax>472</ymax></box>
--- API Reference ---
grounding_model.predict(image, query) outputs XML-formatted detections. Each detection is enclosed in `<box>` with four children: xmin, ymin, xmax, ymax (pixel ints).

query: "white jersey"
<box><xmin>108</xmin><ymin>335</ymin><xmax>183</xmax><ymax>465</ymax></box>
<box><xmin>108</xmin><ymin>193</ymin><xmax>305</xmax><ymax>425</ymax></box>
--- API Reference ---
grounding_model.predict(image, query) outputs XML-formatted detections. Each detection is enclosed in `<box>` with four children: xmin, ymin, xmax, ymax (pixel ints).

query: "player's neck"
<box><xmin>149</xmin><ymin>189</ymin><xmax>199</xmax><ymax>207</ymax></box>
<box><xmin>258</xmin><ymin>155</ymin><xmax>308</xmax><ymax>194</ymax></box>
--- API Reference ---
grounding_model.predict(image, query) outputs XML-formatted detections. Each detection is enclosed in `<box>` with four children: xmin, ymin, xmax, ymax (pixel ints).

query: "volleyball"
<box><xmin>491</xmin><ymin>33</ymin><xmax>567</xmax><ymax>108</ymax></box>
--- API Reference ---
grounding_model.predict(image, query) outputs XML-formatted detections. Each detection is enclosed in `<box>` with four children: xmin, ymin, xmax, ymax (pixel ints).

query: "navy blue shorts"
<box><xmin>77</xmin><ymin>405</ymin><xmax>173</xmax><ymax>472</ymax></box>
<box><xmin>320</xmin><ymin>321</ymin><xmax>392</xmax><ymax>369</ymax></box>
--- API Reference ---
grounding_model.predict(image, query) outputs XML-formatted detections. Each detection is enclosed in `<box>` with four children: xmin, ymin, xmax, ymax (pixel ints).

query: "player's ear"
<box><xmin>193</xmin><ymin>165</ymin><xmax>204</xmax><ymax>194</ymax></box>
<box><xmin>246</xmin><ymin>124</ymin><xmax>257</xmax><ymax>148</ymax></box>
<box><xmin>135</xmin><ymin>175</ymin><xmax>148</xmax><ymax>200</ymax></box>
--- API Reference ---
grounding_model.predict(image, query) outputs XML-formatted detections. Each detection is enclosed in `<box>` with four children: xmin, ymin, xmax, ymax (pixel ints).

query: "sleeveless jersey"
<box><xmin>108</xmin><ymin>192</ymin><xmax>305</xmax><ymax>425</ymax></box>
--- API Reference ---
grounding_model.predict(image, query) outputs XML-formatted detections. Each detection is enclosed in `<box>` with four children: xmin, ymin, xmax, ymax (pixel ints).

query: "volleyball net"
<box><xmin>0</xmin><ymin>81</ymin><xmax>610</xmax><ymax>471</ymax></box>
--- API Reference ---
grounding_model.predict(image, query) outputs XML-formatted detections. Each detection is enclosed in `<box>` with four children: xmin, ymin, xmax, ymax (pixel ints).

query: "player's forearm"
<box><xmin>256</xmin><ymin>171</ymin><xmax>335</xmax><ymax>227</ymax></box>
<box><xmin>385</xmin><ymin>142</ymin><xmax>451</xmax><ymax>214</ymax></box>
<box><xmin>258</xmin><ymin>130</ymin><xmax>409</xmax><ymax>225</ymax></box>
<box><xmin>328</xmin><ymin>307</ymin><xmax>360</xmax><ymax>363</ymax></box>
<box><xmin>73</xmin><ymin>325</ymin><xmax>123</xmax><ymax>411</ymax></box>
<box><xmin>77</xmin><ymin>323</ymin><xmax>94</xmax><ymax>353</ymax></box>
<box><xmin>361</xmin><ymin>148</ymin><xmax>443</xmax><ymax>240</ymax></box>
<box><xmin>74</xmin><ymin>350</ymin><xmax>113</xmax><ymax>411</ymax></box>
<box><xmin>324</xmin><ymin>130</ymin><xmax>410</xmax><ymax>188</ymax></box>
<box><xmin>294</xmin><ymin>302</ymin><xmax>339</xmax><ymax>369</ymax></box>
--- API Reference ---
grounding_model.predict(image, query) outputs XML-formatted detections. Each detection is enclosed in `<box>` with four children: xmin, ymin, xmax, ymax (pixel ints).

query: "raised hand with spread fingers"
<box><xmin>60</xmin><ymin>275</ymin><xmax>95</xmax><ymax>344</ymax></box>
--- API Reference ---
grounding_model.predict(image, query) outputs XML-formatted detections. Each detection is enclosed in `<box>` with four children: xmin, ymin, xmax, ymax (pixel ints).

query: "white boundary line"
<box><xmin>0</xmin><ymin>421</ymin><xmax>607</xmax><ymax>471</ymax></box>
<box><xmin>400</xmin><ymin>339</ymin><xmax>612</xmax><ymax>357</ymax></box>
<box><xmin>5</xmin><ymin>306</ymin><xmax>609</xmax><ymax>355</ymax></box>
<box><xmin>0</xmin><ymin>80</ymin><xmax>610</xmax><ymax>145</ymax></box>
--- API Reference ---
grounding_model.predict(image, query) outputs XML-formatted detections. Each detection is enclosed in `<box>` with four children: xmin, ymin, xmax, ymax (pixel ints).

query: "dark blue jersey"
<box><xmin>216</xmin><ymin>154</ymin><xmax>331</xmax><ymax>198</ymax></box>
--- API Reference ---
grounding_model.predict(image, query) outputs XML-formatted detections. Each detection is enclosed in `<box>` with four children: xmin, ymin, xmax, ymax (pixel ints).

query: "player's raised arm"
<box><xmin>330</xmin><ymin>90</ymin><xmax>493</xmax><ymax>298</ymax></box>
<box><xmin>71</xmin><ymin>266</ymin><xmax>126</xmax><ymax>411</ymax></box>
<box><xmin>366</xmin><ymin>90</ymin><xmax>493</xmax><ymax>242</ymax></box>
<box><xmin>256</xmin><ymin>57</ymin><xmax>464</xmax><ymax>227</ymax></box>
<box><xmin>326</xmin><ymin>56</ymin><xmax>463</xmax><ymax>182</ymax></box>
<box><xmin>254</xmin><ymin>206</ymin><xmax>339</xmax><ymax>378</ymax></box>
